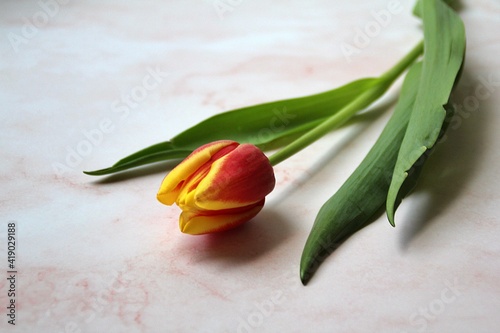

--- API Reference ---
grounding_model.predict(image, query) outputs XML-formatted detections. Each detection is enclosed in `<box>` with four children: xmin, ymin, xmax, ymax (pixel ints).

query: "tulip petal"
<box><xmin>195</xmin><ymin>144</ymin><xmax>275</xmax><ymax>210</ymax></box>
<box><xmin>179</xmin><ymin>200</ymin><xmax>265</xmax><ymax>235</ymax></box>
<box><xmin>157</xmin><ymin>140</ymin><xmax>238</xmax><ymax>205</ymax></box>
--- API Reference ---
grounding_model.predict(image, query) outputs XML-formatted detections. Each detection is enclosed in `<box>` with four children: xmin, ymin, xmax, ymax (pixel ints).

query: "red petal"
<box><xmin>195</xmin><ymin>144</ymin><xmax>275</xmax><ymax>210</ymax></box>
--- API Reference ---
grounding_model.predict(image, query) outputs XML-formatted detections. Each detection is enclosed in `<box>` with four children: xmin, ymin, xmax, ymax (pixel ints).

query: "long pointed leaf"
<box><xmin>300</xmin><ymin>62</ymin><xmax>423</xmax><ymax>284</ymax></box>
<box><xmin>84</xmin><ymin>78</ymin><xmax>378</xmax><ymax>175</ymax></box>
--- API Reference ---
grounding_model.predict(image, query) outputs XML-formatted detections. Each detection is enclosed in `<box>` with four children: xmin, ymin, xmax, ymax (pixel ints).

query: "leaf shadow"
<box><xmin>272</xmin><ymin>96</ymin><xmax>397</xmax><ymax>202</ymax></box>
<box><xmin>173</xmin><ymin>209</ymin><xmax>292</xmax><ymax>265</ymax></box>
<box><xmin>397</xmin><ymin>66</ymin><xmax>490</xmax><ymax>249</ymax></box>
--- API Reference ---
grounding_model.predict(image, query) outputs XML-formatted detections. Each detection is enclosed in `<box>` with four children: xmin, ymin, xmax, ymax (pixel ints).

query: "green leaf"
<box><xmin>84</xmin><ymin>78</ymin><xmax>379</xmax><ymax>176</ymax></box>
<box><xmin>413</xmin><ymin>0</ymin><xmax>459</xmax><ymax>17</ymax></box>
<box><xmin>300</xmin><ymin>62</ymin><xmax>423</xmax><ymax>285</ymax></box>
<box><xmin>171</xmin><ymin>78</ymin><xmax>379</xmax><ymax>150</ymax></box>
<box><xmin>386</xmin><ymin>0</ymin><xmax>466</xmax><ymax>225</ymax></box>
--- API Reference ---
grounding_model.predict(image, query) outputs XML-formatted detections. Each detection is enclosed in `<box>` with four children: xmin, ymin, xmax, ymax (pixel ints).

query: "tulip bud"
<box><xmin>157</xmin><ymin>140</ymin><xmax>275</xmax><ymax>235</ymax></box>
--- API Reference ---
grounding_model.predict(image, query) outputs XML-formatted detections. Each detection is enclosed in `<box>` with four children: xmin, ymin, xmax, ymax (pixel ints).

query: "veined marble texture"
<box><xmin>1</xmin><ymin>0</ymin><xmax>499</xmax><ymax>332</ymax></box>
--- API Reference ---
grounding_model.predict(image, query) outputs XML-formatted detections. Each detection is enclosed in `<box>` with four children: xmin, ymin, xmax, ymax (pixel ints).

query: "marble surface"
<box><xmin>1</xmin><ymin>0</ymin><xmax>500</xmax><ymax>332</ymax></box>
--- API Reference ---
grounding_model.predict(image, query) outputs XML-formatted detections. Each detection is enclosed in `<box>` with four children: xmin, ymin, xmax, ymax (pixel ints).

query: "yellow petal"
<box><xmin>179</xmin><ymin>202</ymin><xmax>264</xmax><ymax>235</ymax></box>
<box><xmin>157</xmin><ymin>140</ymin><xmax>238</xmax><ymax>205</ymax></box>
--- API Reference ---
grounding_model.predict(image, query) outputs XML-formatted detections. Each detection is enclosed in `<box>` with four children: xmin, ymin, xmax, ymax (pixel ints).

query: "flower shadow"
<box><xmin>174</xmin><ymin>209</ymin><xmax>291</xmax><ymax>264</ymax></box>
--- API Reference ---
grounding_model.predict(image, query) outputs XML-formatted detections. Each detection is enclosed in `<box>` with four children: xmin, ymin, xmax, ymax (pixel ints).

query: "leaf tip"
<box><xmin>386</xmin><ymin>197</ymin><xmax>397</xmax><ymax>227</ymax></box>
<box><xmin>82</xmin><ymin>168</ymin><xmax>109</xmax><ymax>176</ymax></box>
<box><xmin>299</xmin><ymin>266</ymin><xmax>310</xmax><ymax>286</ymax></box>
<box><xmin>388</xmin><ymin>214</ymin><xmax>396</xmax><ymax>227</ymax></box>
<box><xmin>300</xmin><ymin>249</ymin><xmax>321</xmax><ymax>286</ymax></box>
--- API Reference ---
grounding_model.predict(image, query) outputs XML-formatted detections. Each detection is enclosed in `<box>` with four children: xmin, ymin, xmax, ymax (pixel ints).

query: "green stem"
<box><xmin>268</xmin><ymin>40</ymin><xmax>424</xmax><ymax>166</ymax></box>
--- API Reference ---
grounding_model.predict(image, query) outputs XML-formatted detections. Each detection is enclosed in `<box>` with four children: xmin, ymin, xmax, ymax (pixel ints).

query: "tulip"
<box><xmin>157</xmin><ymin>140</ymin><xmax>275</xmax><ymax>235</ymax></box>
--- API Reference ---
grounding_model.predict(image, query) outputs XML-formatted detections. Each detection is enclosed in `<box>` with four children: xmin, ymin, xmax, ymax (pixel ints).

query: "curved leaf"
<box><xmin>386</xmin><ymin>0</ymin><xmax>466</xmax><ymax>225</ymax></box>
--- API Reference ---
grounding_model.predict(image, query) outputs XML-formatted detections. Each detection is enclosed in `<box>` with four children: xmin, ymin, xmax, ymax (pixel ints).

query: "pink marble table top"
<box><xmin>1</xmin><ymin>0</ymin><xmax>499</xmax><ymax>332</ymax></box>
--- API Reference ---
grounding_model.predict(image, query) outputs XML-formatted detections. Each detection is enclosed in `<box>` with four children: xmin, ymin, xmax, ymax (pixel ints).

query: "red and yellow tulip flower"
<box><xmin>157</xmin><ymin>140</ymin><xmax>275</xmax><ymax>235</ymax></box>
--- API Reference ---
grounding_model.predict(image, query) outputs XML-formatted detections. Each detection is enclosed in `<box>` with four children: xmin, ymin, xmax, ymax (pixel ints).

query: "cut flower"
<box><xmin>157</xmin><ymin>140</ymin><xmax>275</xmax><ymax>235</ymax></box>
